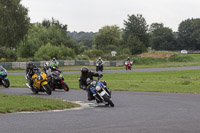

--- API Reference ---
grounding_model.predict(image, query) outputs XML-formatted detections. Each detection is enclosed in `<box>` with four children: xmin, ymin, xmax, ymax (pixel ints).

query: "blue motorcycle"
<box><xmin>0</xmin><ymin>66</ymin><xmax>10</xmax><ymax>88</ymax></box>
<box><xmin>88</xmin><ymin>77</ymin><xmax>114</xmax><ymax>107</ymax></box>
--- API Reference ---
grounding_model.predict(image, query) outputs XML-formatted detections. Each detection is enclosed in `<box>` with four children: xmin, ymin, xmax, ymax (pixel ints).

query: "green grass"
<box><xmin>102</xmin><ymin>70</ymin><xmax>200</xmax><ymax>93</ymax></box>
<box><xmin>0</xmin><ymin>94</ymin><xmax>80</xmax><ymax>113</ymax></box>
<box><xmin>7</xmin><ymin>69</ymin><xmax>200</xmax><ymax>93</ymax></box>
<box><xmin>188</xmin><ymin>54</ymin><xmax>200</xmax><ymax>62</ymax></box>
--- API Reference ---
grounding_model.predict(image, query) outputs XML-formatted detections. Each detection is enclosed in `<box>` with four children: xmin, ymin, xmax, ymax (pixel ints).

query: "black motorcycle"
<box><xmin>48</xmin><ymin>71</ymin><xmax>69</xmax><ymax>91</ymax></box>
<box><xmin>96</xmin><ymin>62</ymin><xmax>103</xmax><ymax>72</ymax></box>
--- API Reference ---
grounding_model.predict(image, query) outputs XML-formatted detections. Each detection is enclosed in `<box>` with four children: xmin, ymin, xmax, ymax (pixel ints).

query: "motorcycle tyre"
<box><xmin>44</xmin><ymin>84</ymin><xmax>52</xmax><ymax>95</ymax></box>
<box><xmin>3</xmin><ymin>79</ymin><xmax>10</xmax><ymax>88</ymax></box>
<box><xmin>102</xmin><ymin>94</ymin><xmax>114</xmax><ymax>107</ymax></box>
<box><xmin>62</xmin><ymin>82</ymin><xmax>69</xmax><ymax>91</ymax></box>
<box><xmin>96</xmin><ymin>66</ymin><xmax>98</xmax><ymax>72</ymax></box>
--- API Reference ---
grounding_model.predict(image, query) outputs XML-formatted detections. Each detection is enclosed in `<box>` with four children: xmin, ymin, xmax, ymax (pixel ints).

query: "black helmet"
<box><xmin>81</xmin><ymin>66</ymin><xmax>89</xmax><ymax>75</ymax></box>
<box><xmin>27</xmin><ymin>61</ymin><xmax>33</xmax><ymax>68</ymax></box>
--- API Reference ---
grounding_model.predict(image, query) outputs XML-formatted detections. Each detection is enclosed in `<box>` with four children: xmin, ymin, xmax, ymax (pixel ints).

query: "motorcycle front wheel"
<box><xmin>62</xmin><ymin>82</ymin><xmax>69</xmax><ymax>91</ymax></box>
<box><xmin>3</xmin><ymin>79</ymin><xmax>10</xmax><ymax>88</ymax></box>
<box><xmin>102</xmin><ymin>94</ymin><xmax>114</xmax><ymax>107</ymax></box>
<box><xmin>44</xmin><ymin>84</ymin><xmax>52</xmax><ymax>95</ymax></box>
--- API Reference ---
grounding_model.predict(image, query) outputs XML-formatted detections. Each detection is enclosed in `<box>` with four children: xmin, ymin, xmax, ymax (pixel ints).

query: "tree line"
<box><xmin>1</xmin><ymin>0</ymin><xmax>200</xmax><ymax>61</ymax></box>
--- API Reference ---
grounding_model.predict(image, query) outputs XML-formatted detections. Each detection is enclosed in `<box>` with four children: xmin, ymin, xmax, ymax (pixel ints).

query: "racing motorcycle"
<box><xmin>96</xmin><ymin>62</ymin><xmax>103</xmax><ymax>72</ymax></box>
<box><xmin>88</xmin><ymin>77</ymin><xmax>114</xmax><ymax>107</ymax></box>
<box><xmin>48</xmin><ymin>71</ymin><xmax>69</xmax><ymax>91</ymax></box>
<box><xmin>0</xmin><ymin>66</ymin><xmax>10</xmax><ymax>88</ymax></box>
<box><xmin>25</xmin><ymin>70</ymin><xmax>52</xmax><ymax>95</ymax></box>
<box><xmin>125</xmin><ymin>61</ymin><xmax>133</xmax><ymax>70</ymax></box>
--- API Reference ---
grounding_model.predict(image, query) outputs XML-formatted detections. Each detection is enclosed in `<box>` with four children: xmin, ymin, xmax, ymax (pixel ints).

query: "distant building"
<box><xmin>111</xmin><ymin>51</ymin><xmax>117</xmax><ymax>56</ymax></box>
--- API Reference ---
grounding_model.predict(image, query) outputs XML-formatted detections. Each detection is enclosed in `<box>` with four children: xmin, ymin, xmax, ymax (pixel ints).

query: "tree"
<box><xmin>0</xmin><ymin>0</ymin><xmax>30</xmax><ymax>48</ymax></box>
<box><xmin>67</xmin><ymin>31</ymin><xmax>96</xmax><ymax>48</ymax></box>
<box><xmin>17</xmin><ymin>21</ymin><xmax>80</xmax><ymax>58</ymax></box>
<box><xmin>93</xmin><ymin>25</ymin><xmax>121</xmax><ymax>53</ymax></box>
<box><xmin>177</xmin><ymin>18</ymin><xmax>200</xmax><ymax>50</ymax></box>
<box><xmin>177</xmin><ymin>19</ymin><xmax>194</xmax><ymax>50</ymax></box>
<box><xmin>149</xmin><ymin>23</ymin><xmax>176</xmax><ymax>50</ymax></box>
<box><xmin>122</xmin><ymin>14</ymin><xmax>149</xmax><ymax>54</ymax></box>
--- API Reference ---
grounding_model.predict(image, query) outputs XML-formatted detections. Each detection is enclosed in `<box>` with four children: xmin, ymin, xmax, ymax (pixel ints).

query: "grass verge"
<box><xmin>7</xmin><ymin>69</ymin><xmax>200</xmax><ymax>93</ymax></box>
<box><xmin>0</xmin><ymin>94</ymin><xmax>80</xmax><ymax>114</ymax></box>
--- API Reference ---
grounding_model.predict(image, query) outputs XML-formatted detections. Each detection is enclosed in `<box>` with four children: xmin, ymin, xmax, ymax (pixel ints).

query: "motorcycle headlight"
<box><xmin>96</xmin><ymin>85</ymin><xmax>101</xmax><ymax>91</ymax></box>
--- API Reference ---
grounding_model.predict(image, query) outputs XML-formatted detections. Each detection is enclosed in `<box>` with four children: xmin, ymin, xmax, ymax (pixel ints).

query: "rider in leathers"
<box><xmin>79</xmin><ymin>66</ymin><xmax>103</xmax><ymax>101</ymax></box>
<box><xmin>26</xmin><ymin>62</ymin><xmax>39</xmax><ymax>87</ymax></box>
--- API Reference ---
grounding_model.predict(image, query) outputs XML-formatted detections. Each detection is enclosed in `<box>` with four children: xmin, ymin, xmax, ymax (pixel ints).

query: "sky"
<box><xmin>21</xmin><ymin>0</ymin><xmax>200</xmax><ymax>32</ymax></box>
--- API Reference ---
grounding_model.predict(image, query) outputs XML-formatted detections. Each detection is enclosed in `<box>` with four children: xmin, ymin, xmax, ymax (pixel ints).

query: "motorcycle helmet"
<box><xmin>99</xmin><ymin>57</ymin><xmax>101</xmax><ymax>60</ymax></box>
<box><xmin>52</xmin><ymin>57</ymin><xmax>56</xmax><ymax>61</ymax></box>
<box><xmin>27</xmin><ymin>61</ymin><xmax>33</xmax><ymax>69</ymax></box>
<box><xmin>44</xmin><ymin>62</ymin><xmax>50</xmax><ymax>69</ymax></box>
<box><xmin>81</xmin><ymin>66</ymin><xmax>89</xmax><ymax>75</ymax></box>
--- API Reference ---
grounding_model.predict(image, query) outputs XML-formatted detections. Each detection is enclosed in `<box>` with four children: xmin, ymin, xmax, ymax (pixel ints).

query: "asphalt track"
<box><xmin>1</xmin><ymin>66</ymin><xmax>200</xmax><ymax>133</ymax></box>
<box><xmin>1</xmin><ymin>88</ymin><xmax>200</xmax><ymax>133</ymax></box>
<box><xmin>8</xmin><ymin>65</ymin><xmax>200</xmax><ymax>75</ymax></box>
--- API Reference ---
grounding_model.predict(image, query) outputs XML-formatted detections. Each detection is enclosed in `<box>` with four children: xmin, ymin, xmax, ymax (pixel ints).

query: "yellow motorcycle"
<box><xmin>26</xmin><ymin>70</ymin><xmax>52</xmax><ymax>95</ymax></box>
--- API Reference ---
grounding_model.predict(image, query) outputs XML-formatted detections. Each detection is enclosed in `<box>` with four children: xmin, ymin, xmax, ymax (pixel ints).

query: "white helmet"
<box><xmin>44</xmin><ymin>62</ymin><xmax>49</xmax><ymax>67</ymax></box>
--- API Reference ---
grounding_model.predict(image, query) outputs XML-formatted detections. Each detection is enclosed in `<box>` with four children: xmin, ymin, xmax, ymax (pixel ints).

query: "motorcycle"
<box><xmin>48</xmin><ymin>71</ymin><xmax>69</xmax><ymax>91</ymax></box>
<box><xmin>0</xmin><ymin>67</ymin><xmax>10</xmax><ymax>88</ymax></box>
<box><xmin>88</xmin><ymin>77</ymin><xmax>114</xmax><ymax>107</ymax></box>
<box><xmin>25</xmin><ymin>70</ymin><xmax>52</xmax><ymax>95</ymax></box>
<box><xmin>96</xmin><ymin>62</ymin><xmax>103</xmax><ymax>72</ymax></box>
<box><xmin>125</xmin><ymin>61</ymin><xmax>133</xmax><ymax>70</ymax></box>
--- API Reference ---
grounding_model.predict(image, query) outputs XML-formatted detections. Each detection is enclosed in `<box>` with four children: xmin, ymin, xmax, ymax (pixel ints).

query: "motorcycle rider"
<box><xmin>79</xmin><ymin>66</ymin><xmax>103</xmax><ymax>101</ymax></box>
<box><xmin>50</xmin><ymin>57</ymin><xmax>60</xmax><ymax>72</ymax></box>
<box><xmin>96</xmin><ymin>57</ymin><xmax>103</xmax><ymax>71</ymax></box>
<box><xmin>43</xmin><ymin>62</ymin><xmax>51</xmax><ymax>76</ymax></box>
<box><xmin>0</xmin><ymin>65</ymin><xmax>6</xmax><ymax>72</ymax></box>
<box><xmin>26</xmin><ymin>61</ymin><xmax>39</xmax><ymax>87</ymax></box>
<box><xmin>97</xmin><ymin>57</ymin><xmax>103</xmax><ymax>65</ymax></box>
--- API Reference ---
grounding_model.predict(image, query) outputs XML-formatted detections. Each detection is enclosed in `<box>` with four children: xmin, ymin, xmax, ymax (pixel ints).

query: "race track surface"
<box><xmin>0</xmin><ymin>88</ymin><xmax>200</xmax><ymax>133</ymax></box>
<box><xmin>8</xmin><ymin>66</ymin><xmax>200</xmax><ymax>75</ymax></box>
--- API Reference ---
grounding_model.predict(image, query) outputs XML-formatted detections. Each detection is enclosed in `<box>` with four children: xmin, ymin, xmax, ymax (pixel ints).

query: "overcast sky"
<box><xmin>21</xmin><ymin>0</ymin><xmax>200</xmax><ymax>32</ymax></box>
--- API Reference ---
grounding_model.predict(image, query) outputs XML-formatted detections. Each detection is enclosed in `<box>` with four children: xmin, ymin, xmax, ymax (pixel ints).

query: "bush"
<box><xmin>0</xmin><ymin>47</ymin><xmax>17</xmax><ymax>61</ymax></box>
<box><xmin>34</xmin><ymin>43</ymin><xmax>76</xmax><ymax>60</ymax></box>
<box><xmin>84</xmin><ymin>49</ymin><xmax>104</xmax><ymax>59</ymax></box>
<box><xmin>168</xmin><ymin>54</ymin><xmax>194</xmax><ymax>62</ymax></box>
<box><xmin>77</xmin><ymin>55</ymin><xmax>90</xmax><ymax>60</ymax></box>
<box><xmin>103</xmin><ymin>54</ymin><xmax>128</xmax><ymax>61</ymax></box>
<box><xmin>133</xmin><ymin>57</ymin><xmax>167</xmax><ymax>65</ymax></box>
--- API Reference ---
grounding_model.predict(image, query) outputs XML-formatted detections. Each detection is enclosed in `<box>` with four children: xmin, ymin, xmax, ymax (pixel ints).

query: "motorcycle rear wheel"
<box><xmin>3</xmin><ymin>79</ymin><xmax>10</xmax><ymax>88</ymax></box>
<box><xmin>102</xmin><ymin>94</ymin><xmax>114</xmax><ymax>107</ymax></box>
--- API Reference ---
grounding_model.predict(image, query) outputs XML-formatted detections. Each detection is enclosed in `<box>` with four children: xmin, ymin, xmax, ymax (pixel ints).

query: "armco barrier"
<box><xmin>0</xmin><ymin>60</ymin><xmax>125</xmax><ymax>69</ymax></box>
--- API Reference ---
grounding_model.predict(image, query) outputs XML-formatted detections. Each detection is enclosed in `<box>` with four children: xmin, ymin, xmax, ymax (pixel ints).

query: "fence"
<box><xmin>0</xmin><ymin>60</ymin><xmax>125</xmax><ymax>69</ymax></box>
